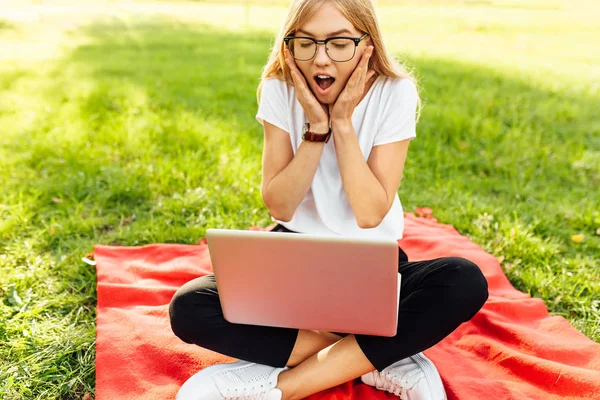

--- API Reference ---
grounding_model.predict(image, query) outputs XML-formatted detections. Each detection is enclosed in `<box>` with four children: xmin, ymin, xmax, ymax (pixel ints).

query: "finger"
<box><xmin>361</xmin><ymin>46</ymin><xmax>374</xmax><ymax>74</ymax></box>
<box><xmin>358</xmin><ymin>48</ymin><xmax>374</xmax><ymax>85</ymax></box>
<box><xmin>284</xmin><ymin>49</ymin><xmax>296</xmax><ymax>74</ymax></box>
<box><xmin>347</xmin><ymin>60</ymin><xmax>364</xmax><ymax>86</ymax></box>
<box><xmin>285</xmin><ymin>50</ymin><xmax>320</xmax><ymax>105</ymax></box>
<box><xmin>357</xmin><ymin>46</ymin><xmax>373</xmax><ymax>73</ymax></box>
<box><xmin>285</xmin><ymin>50</ymin><xmax>309</xmax><ymax>89</ymax></box>
<box><xmin>287</xmin><ymin>68</ymin><xmax>305</xmax><ymax>95</ymax></box>
<box><xmin>283</xmin><ymin>50</ymin><xmax>295</xmax><ymax>79</ymax></box>
<box><xmin>364</xmin><ymin>46</ymin><xmax>374</xmax><ymax>63</ymax></box>
<box><xmin>284</xmin><ymin>48</ymin><xmax>294</xmax><ymax>66</ymax></box>
<box><xmin>285</xmin><ymin>49</ymin><xmax>303</xmax><ymax>79</ymax></box>
<box><xmin>294</xmin><ymin>71</ymin><xmax>311</xmax><ymax>95</ymax></box>
<box><xmin>348</xmin><ymin>47</ymin><xmax>373</xmax><ymax>87</ymax></box>
<box><xmin>284</xmin><ymin>49</ymin><xmax>298</xmax><ymax>77</ymax></box>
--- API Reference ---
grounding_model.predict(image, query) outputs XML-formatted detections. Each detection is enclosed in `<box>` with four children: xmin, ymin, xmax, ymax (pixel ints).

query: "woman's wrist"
<box><xmin>309</xmin><ymin>122</ymin><xmax>330</xmax><ymax>134</ymax></box>
<box><xmin>331</xmin><ymin>119</ymin><xmax>353</xmax><ymax>135</ymax></box>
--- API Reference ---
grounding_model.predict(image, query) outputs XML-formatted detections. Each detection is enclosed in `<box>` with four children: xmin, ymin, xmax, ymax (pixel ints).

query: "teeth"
<box><xmin>317</xmin><ymin>75</ymin><xmax>331</xmax><ymax>79</ymax></box>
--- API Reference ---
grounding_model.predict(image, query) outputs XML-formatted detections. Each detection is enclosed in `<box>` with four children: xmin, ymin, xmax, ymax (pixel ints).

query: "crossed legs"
<box><xmin>277</xmin><ymin>330</ymin><xmax>376</xmax><ymax>400</ymax></box>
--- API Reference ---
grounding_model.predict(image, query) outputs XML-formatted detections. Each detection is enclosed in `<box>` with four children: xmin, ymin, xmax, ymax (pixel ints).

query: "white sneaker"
<box><xmin>176</xmin><ymin>360</ymin><xmax>289</xmax><ymax>400</ymax></box>
<box><xmin>361</xmin><ymin>352</ymin><xmax>447</xmax><ymax>400</ymax></box>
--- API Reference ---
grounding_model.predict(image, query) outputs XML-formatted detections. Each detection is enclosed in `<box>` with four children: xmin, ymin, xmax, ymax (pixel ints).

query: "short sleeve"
<box><xmin>255</xmin><ymin>79</ymin><xmax>290</xmax><ymax>133</ymax></box>
<box><xmin>373</xmin><ymin>78</ymin><xmax>418</xmax><ymax>146</ymax></box>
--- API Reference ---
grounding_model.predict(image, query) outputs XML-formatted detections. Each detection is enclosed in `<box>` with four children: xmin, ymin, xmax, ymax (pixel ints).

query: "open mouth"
<box><xmin>314</xmin><ymin>75</ymin><xmax>336</xmax><ymax>91</ymax></box>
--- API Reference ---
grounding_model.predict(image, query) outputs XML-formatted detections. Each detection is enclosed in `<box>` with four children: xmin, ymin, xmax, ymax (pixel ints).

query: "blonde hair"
<box><xmin>256</xmin><ymin>0</ymin><xmax>421</xmax><ymax>116</ymax></box>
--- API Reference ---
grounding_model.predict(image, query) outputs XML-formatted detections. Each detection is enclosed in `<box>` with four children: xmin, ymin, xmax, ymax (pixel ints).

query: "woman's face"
<box><xmin>292</xmin><ymin>2</ymin><xmax>372</xmax><ymax>104</ymax></box>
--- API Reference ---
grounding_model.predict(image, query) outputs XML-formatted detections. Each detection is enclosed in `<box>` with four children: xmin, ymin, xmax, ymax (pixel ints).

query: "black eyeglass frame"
<box><xmin>283</xmin><ymin>32</ymin><xmax>369</xmax><ymax>62</ymax></box>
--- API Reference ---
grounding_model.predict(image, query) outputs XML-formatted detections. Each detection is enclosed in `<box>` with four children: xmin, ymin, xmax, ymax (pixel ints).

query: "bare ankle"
<box><xmin>276</xmin><ymin>369</ymin><xmax>298</xmax><ymax>400</ymax></box>
<box><xmin>285</xmin><ymin>329</ymin><xmax>343</xmax><ymax>367</ymax></box>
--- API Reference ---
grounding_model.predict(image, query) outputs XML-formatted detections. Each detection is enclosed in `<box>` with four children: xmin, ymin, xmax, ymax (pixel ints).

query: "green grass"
<box><xmin>0</xmin><ymin>1</ymin><xmax>599</xmax><ymax>398</ymax></box>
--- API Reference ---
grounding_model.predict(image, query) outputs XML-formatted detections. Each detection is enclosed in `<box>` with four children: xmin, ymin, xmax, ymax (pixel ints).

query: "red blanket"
<box><xmin>94</xmin><ymin>209</ymin><xmax>600</xmax><ymax>399</ymax></box>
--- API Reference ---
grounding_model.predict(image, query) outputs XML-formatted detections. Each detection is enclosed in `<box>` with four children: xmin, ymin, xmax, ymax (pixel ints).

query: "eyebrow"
<box><xmin>296</xmin><ymin>28</ymin><xmax>353</xmax><ymax>37</ymax></box>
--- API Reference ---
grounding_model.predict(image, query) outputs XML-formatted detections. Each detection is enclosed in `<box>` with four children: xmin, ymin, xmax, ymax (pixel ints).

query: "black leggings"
<box><xmin>169</xmin><ymin>224</ymin><xmax>489</xmax><ymax>372</ymax></box>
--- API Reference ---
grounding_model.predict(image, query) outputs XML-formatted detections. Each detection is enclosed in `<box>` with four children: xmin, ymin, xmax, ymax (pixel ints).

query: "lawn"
<box><xmin>0</xmin><ymin>0</ymin><xmax>598</xmax><ymax>398</ymax></box>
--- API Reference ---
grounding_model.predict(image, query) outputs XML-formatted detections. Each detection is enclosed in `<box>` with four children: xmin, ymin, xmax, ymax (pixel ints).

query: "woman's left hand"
<box><xmin>328</xmin><ymin>45</ymin><xmax>376</xmax><ymax>127</ymax></box>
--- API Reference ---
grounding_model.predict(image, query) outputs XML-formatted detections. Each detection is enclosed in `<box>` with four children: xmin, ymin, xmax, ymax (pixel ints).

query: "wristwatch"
<box><xmin>302</xmin><ymin>122</ymin><xmax>332</xmax><ymax>143</ymax></box>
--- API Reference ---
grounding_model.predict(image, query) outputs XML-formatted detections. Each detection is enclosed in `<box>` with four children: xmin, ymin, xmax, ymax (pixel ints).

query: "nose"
<box><xmin>314</xmin><ymin>43</ymin><xmax>330</xmax><ymax>65</ymax></box>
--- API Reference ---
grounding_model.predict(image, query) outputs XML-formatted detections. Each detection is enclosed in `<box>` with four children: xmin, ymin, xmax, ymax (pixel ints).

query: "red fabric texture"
<box><xmin>94</xmin><ymin>209</ymin><xmax>600</xmax><ymax>400</ymax></box>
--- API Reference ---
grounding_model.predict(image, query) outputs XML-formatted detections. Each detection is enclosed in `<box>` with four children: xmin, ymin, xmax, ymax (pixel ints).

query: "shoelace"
<box><xmin>370</xmin><ymin>357</ymin><xmax>424</xmax><ymax>398</ymax></box>
<box><xmin>372</xmin><ymin>371</ymin><xmax>409</xmax><ymax>398</ymax></box>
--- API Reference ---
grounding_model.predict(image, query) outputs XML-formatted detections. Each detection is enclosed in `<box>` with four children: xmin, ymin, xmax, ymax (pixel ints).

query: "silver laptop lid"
<box><xmin>205</xmin><ymin>228</ymin><xmax>400</xmax><ymax>337</ymax></box>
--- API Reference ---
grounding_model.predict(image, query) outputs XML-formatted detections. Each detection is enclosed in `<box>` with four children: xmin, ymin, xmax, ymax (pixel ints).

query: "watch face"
<box><xmin>302</xmin><ymin>123</ymin><xmax>309</xmax><ymax>135</ymax></box>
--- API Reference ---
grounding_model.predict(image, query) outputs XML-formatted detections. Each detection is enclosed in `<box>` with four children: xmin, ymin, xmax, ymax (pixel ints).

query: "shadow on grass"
<box><xmin>45</xmin><ymin>15</ymin><xmax>598</xmax><ymax>243</ymax></box>
<box><xmin>33</xmin><ymin>18</ymin><xmax>279</xmax><ymax>246</ymax></box>
<box><xmin>35</xmin><ymin>14</ymin><xmax>598</xmax><ymax>304</ymax></box>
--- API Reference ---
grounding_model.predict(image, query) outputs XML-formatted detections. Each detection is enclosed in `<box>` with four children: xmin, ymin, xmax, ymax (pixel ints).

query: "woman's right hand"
<box><xmin>284</xmin><ymin>48</ymin><xmax>329</xmax><ymax>128</ymax></box>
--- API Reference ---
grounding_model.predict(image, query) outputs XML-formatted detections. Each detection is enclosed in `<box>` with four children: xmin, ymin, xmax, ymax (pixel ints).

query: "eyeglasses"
<box><xmin>283</xmin><ymin>33</ymin><xmax>369</xmax><ymax>62</ymax></box>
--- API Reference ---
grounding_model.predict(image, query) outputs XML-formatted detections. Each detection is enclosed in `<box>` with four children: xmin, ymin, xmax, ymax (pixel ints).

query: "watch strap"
<box><xmin>302</xmin><ymin>123</ymin><xmax>332</xmax><ymax>143</ymax></box>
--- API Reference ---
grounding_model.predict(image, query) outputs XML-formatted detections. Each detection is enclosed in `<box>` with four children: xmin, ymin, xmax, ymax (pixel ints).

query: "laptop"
<box><xmin>205</xmin><ymin>228</ymin><xmax>401</xmax><ymax>337</ymax></box>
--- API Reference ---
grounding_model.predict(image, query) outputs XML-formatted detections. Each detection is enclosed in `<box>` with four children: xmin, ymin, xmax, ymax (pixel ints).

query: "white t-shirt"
<box><xmin>255</xmin><ymin>75</ymin><xmax>418</xmax><ymax>240</ymax></box>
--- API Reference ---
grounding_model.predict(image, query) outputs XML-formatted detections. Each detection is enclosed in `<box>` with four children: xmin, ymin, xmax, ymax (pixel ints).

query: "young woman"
<box><xmin>169</xmin><ymin>1</ymin><xmax>489</xmax><ymax>399</ymax></box>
